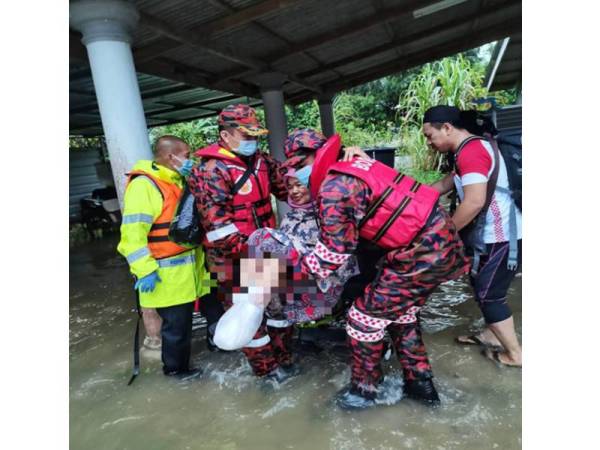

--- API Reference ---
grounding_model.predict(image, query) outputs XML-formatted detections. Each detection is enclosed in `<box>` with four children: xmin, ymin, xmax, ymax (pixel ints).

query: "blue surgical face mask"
<box><xmin>235</xmin><ymin>140</ymin><xmax>258</xmax><ymax>156</ymax></box>
<box><xmin>173</xmin><ymin>155</ymin><xmax>193</xmax><ymax>177</ymax></box>
<box><xmin>295</xmin><ymin>164</ymin><xmax>312</xmax><ymax>187</ymax></box>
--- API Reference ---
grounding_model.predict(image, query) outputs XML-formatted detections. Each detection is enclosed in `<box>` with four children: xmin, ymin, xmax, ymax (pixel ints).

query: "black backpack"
<box><xmin>168</xmin><ymin>163</ymin><xmax>256</xmax><ymax>246</ymax></box>
<box><xmin>460</xmin><ymin>110</ymin><xmax>522</xmax><ymax>211</ymax></box>
<box><xmin>495</xmin><ymin>129</ymin><xmax>522</xmax><ymax>211</ymax></box>
<box><xmin>168</xmin><ymin>183</ymin><xmax>204</xmax><ymax>245</ymax></box>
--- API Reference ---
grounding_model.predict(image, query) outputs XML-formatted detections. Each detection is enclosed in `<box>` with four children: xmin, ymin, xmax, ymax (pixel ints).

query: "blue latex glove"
<box><xmin>134</xmin><ymin>271</ymin><xmax>162</xmax><ymax>293</ymax></box>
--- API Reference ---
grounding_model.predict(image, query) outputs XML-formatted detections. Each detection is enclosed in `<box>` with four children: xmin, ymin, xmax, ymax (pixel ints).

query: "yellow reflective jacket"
<box><xmin>117</xmin><ymin>160</ymin><xmax>212</xmax><ymax>308</ymax></box>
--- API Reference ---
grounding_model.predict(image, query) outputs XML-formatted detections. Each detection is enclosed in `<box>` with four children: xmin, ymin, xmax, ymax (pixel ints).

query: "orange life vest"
<box><xmin>126</xmin><ymin>169</ymin><xmax>190</xmax><ymax>259</ymax></box>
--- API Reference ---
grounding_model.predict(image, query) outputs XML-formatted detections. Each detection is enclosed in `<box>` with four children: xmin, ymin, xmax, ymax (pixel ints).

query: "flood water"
<box><xmin>70</xmin><ymin>236</ymin><xmax>521</xmax><ymax>450</ymax></box>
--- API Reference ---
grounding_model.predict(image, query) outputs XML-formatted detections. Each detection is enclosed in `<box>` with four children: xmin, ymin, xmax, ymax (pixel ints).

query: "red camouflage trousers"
<box><xmin>240</xmin><ymin>319</ymin><xmax>294</xmax><ymax>376</ymax></box>
<box><xmin>346</xmin><ymin>207</ymin><xmax>469</xmax><ymax>396</ymax></box>
<box><xmin>207</xmin><ymin>248</ymin><xmax>294</xmax><ymax>377</ymax></box>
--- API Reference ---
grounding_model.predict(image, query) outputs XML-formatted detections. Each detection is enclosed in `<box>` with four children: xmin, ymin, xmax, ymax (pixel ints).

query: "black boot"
<box><xmin>335</xmin><ymin>385</ymin><xmax>376</xmax><ymax>410</ymax></box>
<box><xmin>164</xmin><ymin>367</ymin><xmax>203</xmax><ymax>381</ymax></box>
<box><xmin>264</xmin><ymin>364</ymin><xmax>300</xmax><ymax>384</ymax></box>
<box><xmin>403</xmin><ymin>379</ymin><xmax>440</xmax><ymax>406</ymax></box>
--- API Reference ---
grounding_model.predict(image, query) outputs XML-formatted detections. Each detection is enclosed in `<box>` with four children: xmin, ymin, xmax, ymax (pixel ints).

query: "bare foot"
<box><xmin>456</xmin><ymin>329</ymin><xmax>503</xmax><ymax>348</ymax></box>
<box><xmin>482</xmin><ymin>348</ymin><xmax>522</xmax><ymax>367</ymax></box>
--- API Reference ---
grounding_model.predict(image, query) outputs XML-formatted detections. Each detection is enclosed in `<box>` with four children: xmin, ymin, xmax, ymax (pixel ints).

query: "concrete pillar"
<box><xmin>257</xmin><ymin>72</ymin><xmax>289</xmax><ymax>219</ymax></box>
<box><xmin>318</xmin><ymin>94</ymin><xmax>336</xmax><ymax>137</ymax></box>
<box><xmin>70</xmin><ymin>0</ymin><xmax>152</xmax><ymax>207</ymax></box>
<box><xmin>258</xmin><ymin>72</ymin><xmax>288</xmax><ymax>161</ymax></box>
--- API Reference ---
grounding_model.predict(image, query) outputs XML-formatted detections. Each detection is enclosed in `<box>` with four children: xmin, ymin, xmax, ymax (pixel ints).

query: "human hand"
<box><xmin>134</xmin><ymin>271</ymin><xmax>162</xmax><ymax>293</ymax></box>
<box><xmin>341</xmin><ymin>146</ymin><xmax>371</xmax><ymax>161</ymax></box>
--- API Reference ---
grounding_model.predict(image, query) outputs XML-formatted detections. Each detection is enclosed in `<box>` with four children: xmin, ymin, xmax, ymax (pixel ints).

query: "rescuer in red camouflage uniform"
<box><xmin>188</xmin><ymin>104</ymin><xmax>298</xmax><ymax>383</ymax></box>
<box><xmin>283</xmin><ymin>128</ymin><xmax>469</xmax><ymax>409</ymax></box>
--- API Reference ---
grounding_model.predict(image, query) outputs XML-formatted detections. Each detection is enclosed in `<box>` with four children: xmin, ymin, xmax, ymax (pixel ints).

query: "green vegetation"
<box><xmin>144</xmin><ymin>42</ymin><xmax>518</xmax><ymax>178</ymax></box>
<box><xmin>396</xmin><ymin>53</ymin><xmax>489</xmax><ymax>172</ymax></box>
<box><xmin>148</xmin><ymin>118</ymin><xmax>218</xmax><ymax>152</ymax></box>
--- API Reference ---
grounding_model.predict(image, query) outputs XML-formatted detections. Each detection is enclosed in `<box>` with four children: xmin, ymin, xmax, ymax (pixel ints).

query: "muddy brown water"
<box><xmin>70</xmin><ymin>236</ymin><xmax>521</xmax><ymax>450</ymax></box>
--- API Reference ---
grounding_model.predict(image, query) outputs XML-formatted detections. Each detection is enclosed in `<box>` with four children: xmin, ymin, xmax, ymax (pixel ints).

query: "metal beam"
<box><xmin>297</xmin><ymin>0</ymin><xmax>520</xmax><ymax>80</ymax></box>
<box><xmin>202</xmin><ymin>0</ymin><xmax>302</xmax><ymax>36</ymax></box>
<box><xmin>70</xmin><ymin>30</ymin><xmax>260</xmax><ymax>98</ymax></box>
<box><xmin>210</xmin><ymin>0</ymin><xmax>342</xmax><ymax>84</ymax></box>
<box><xmin>139</xmin><ymin>12</ymin><xmax>268</xmax><ymax>70</ymax></box>
<box><xmin>217</xmin><ymin>0</ymin><xmax>441</xmax><ymax>83</ymax></box>
<box><xmin>261</xmin><ymin>0</ymin><xmax>442</xmax><ymax>64</ymax></box>
<box><xmin>288</xmin><ymin>17</ymin><xmax>521</xmax><ymax>105</ymax></box>
<box><xmin>138</xmin><ymin>11</ymin><xmax>321</xmax><ymax>93</ymax></box>
<box><xmin>133</xmin><ymin>0</ymin><xmax>302</xmax><ymax>63</ymax></box>
<box><xmin>143</xmin><ymin>93</ymin><xmax>241</xmax><ymax>116</ymax></box>
<box><xmin>71</xmin><ymin>84</ymin><xmax>194</xmax><ymax>115</ymax></box>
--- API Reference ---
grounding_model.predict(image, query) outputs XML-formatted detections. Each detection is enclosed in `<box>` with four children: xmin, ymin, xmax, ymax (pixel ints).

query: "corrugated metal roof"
<box><xmin>486</xmin><ymin>33</ymin><xmax>522</xmax><ymax>91</ymax></box>
<box><xmin>70</xmin><ymin>0</ymin><xmax>521</xmax><ymax>136</ymax></box>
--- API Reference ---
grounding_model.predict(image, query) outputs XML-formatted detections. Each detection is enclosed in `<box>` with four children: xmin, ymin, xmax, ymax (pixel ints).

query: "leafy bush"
<box><xmin>149</xmin><ymin>117</ymin><xmax>219</xmax><ymax>151</ymax></box>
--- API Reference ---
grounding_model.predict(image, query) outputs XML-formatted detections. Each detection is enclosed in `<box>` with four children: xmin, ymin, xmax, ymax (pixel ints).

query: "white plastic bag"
<box><xmin>213</xmin><ymin>293</ymin><xmax>264</xmax><ymax>351</ymax></box>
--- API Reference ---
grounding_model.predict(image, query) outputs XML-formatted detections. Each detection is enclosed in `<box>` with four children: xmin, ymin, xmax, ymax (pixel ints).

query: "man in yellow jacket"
<box><xmin>117</xmin><ymin>135</ymin><xmax>211</xmax><ymax>379</ymax></box>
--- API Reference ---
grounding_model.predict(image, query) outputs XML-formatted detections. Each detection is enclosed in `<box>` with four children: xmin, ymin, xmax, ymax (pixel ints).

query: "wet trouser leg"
<box><xmin>156</xmin><ymin>301</ymin><xmax>194</xmax><ymax>374</ymax></box>
<box><xmin>266</xmin><ymin>318</ymin><xmax>294</xmax><ymax>367</ymax></box>
<box><xmin>471</xmin><ymin>240</ymin><xmax>522</xmax><ymax>324</ymax></box>
<box><xmin>347</xmin><ymin>298</ymin><xmax>428</xmax><ymax>396</ymax></box>
<box><xmin>347</xmin><ymin>314</ymin><xmax>385</xmax><ymax>399</ymax></box>
<box><xmin>198</xmin><ymin>288</ymin><xmax>225</xmax><ymax>339</ymax></box>
<box><xmin>387</xmin><ymin>318</ymin><xmax>433</xmax><ymax>381</ymax></box>
<box><xmin>241</xmin><ymin>319</ymin><xmax>279</xmax><ymax>376</ymax></box>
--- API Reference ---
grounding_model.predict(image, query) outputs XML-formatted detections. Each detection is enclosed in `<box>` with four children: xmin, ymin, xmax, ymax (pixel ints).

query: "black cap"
<box><xmin>423</xmin><ymin>105</ymin><xmax>461</xmax><ymax>124</ymax></box>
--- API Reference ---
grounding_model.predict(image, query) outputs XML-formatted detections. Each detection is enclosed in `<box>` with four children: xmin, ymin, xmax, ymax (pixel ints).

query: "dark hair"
<box><xmin>459</xmin><ymin>110</ymin><xmax>497</xmax><ymax>136</ymax></box>
<box><xmin>218</xmin><ymin>124</ymin><xmax>236</xmax><ymax>134</ymax></box>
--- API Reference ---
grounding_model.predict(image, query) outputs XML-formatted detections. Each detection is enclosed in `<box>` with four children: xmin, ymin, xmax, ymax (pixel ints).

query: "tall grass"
<box><xmin>396</xmin><ymin>54</ymin><xmax>488</xmax><ymax>171</ymax></box>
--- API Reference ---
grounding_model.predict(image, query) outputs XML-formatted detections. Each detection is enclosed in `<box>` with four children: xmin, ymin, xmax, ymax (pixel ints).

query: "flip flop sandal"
<box><xmin>455</xmin><ymin>335</ymin><xmax>485</xmax><ymax>346</ymax></box>
<box><xmin>455</xmin><ymin>335</ymin><xmax>504</xmax><ymax>350</ymax></box>
<box><xmin>482</xmin><ymin>348</ymin><xmax>521</xmax><ymax>368</ymax></box>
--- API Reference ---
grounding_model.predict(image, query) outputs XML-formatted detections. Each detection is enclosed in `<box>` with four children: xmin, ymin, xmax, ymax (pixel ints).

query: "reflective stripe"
<box><xmin>244</xmin><ymin>335</ymin><xmax>271</xmax><ymax>348</ymax></box>
<box><xmin>314</xmin><ymin>241</ymin><xmax>350</xmax><ymax>265</ymax></box>
<box><xmin>348</xmin><ymin>305</ymin><xmax>420</xmax><ymax>331</ymax></box>
<box><xmin>304</xmin><ymin>252</ymin><xmax>333</xmax><ymax>279</ymax></box>
<box><xmin>206</xmin><ymin>223</ymin><xmax>239</xmax><ymax>242</ymax></box>
<box><xmin>122</xmin><ymin>213</ymin><xmax>154</xmax><ymax>225</ymax></box>
<box><xmin>346</xmin><ymin>324</ymin><xmax>385</xmax><ymax>342</ymax></box>
<box><xmin>348</xmin><ymin>305</ymin><xmax>389</xmax><ymax>330</ymax></box>
<box><xmin>157</xmin><ymin>254</ymin><xmax>195</xmax><ymax>268</ymax></box>
<box><xmin>266</xmin><ymin>318</ymin><xmax>291</xmax><ymax>328</ymax></box>
<box><xmin>126</xmin><ymin>246</ymin><xmax>150</xmax><ymax>264</ymax></box>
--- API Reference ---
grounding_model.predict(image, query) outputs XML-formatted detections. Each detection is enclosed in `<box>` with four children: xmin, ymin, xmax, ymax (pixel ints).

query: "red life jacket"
<box><xmin>195</xmin><ymin>144</ymin><xmax>276</xmax><ymax>242</ymax></box>
<box><xmin>327</xmin><ymin>157</ymin><xmax>440</xmax><ymax>249</ymax></box>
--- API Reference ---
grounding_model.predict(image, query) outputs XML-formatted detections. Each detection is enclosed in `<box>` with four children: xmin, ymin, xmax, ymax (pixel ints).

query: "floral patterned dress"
<box><xmin>247</xmin><ymin>206</ymin><xmax>359</xmax><ymax>323</ymax></box>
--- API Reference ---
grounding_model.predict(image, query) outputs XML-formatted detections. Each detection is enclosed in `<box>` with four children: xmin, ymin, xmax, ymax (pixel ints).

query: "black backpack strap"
<box><xmin>232</xmin><ymin>165</ymin><xmax>255</xmax><ymax>194</ymax></box>
<box><xmin>127</xmin><ymin>283</ymin><xmax>142</xmax><ymax>386</ymax></box>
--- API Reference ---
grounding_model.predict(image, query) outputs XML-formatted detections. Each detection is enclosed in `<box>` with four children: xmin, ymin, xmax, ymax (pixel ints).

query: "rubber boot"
<box><xmin>335</xmin><ymin>385</ymin><xmax>376</xmax><ymax>410</ymax></box>
<box><xmin>165</xmin><ymin>367</ymin><xmax>203</xmax><ymax>381</ymax></box>
<box><xmin>403</xmin><ymin>378</ymin><xmax>440</xmax><ymax>406</ymax></box>
<box><xmin>264</xmin><ymin>365</ymin><xmax>300</xmax><ymax>384</ymax></box>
